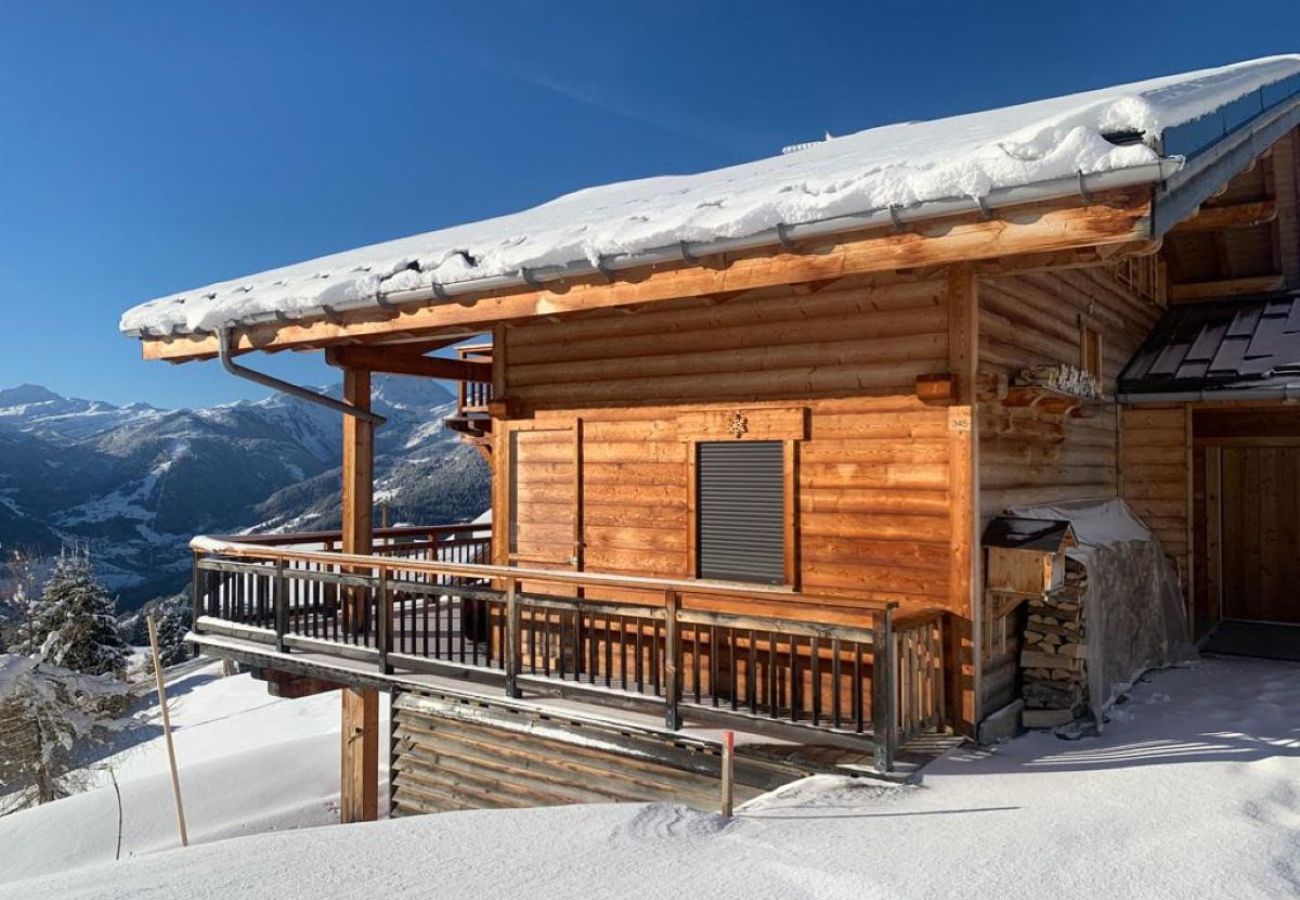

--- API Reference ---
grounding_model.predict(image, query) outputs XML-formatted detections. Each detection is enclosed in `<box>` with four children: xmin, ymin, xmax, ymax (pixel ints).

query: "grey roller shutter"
<box><xmin>697</xmin><ymin>441</ymin><xmax>785</xmax><ymax>585</ymax></box>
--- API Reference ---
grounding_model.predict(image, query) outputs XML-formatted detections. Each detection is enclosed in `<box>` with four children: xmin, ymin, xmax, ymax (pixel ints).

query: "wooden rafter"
<box><xmin>139</xmin><ymin>188</ymin><xmax>1153</xmax><ymax>363</ymax></box>
<box><xmin>1170</xmin><ymin>199</ymin><xmax>1278</xmax><ymax>233</ymax></box>
<box><xmin>1169</xmin><ymin>274</ymin><xmax>1286</xmax><ymax>303</ymax></box>
<box><xmin>324</xmin><ymin>345</ymin><xmax>492</xmax><ymax>381</ymax></box>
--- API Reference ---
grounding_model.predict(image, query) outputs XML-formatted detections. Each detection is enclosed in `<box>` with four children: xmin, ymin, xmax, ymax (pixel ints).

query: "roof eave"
<box><xmin>131</xmin><ymin>164</ymin><xmax>1172</xmax><ymax>362</ymax></box>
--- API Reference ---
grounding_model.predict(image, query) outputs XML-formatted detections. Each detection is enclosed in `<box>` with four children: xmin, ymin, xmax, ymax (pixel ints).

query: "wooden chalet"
<box><xmin>120</xmin><ymin>56</ymin><xmax>1300</xmax><ymax>823</ymax></box>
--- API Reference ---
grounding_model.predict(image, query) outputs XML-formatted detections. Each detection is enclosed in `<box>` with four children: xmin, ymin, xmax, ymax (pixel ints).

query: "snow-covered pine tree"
<box><xmin>0</xmin><ymin>656</ymin><xmax>131</xmax><ymax>815</ymax></box>
<box><xmin>144</xmin><ymin>593</ymin><xmax>193</xmax><ymax>674</ymax></box>
<box><xmin>2</xmin><ymin>549</ymin><xmax>43</xmax><ymax>655</ymax></box>
<box><xmin>36</xmin><ymin>551</ymin><xmax>129</xmax><ymax>678</ymax></box>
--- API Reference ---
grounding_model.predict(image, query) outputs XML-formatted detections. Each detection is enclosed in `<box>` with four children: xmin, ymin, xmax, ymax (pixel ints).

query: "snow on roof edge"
<box><xmin>121</xmin><ymin>54</ymin><xmax>1300</xmax><ymax>340</ymax></box>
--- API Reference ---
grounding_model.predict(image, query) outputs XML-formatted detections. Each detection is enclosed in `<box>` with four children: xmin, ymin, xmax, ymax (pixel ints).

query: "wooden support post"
<box><xmin>946</xmin><ymin>264</ymin><xmax>980</xmax><ymax>734</ymax></box>
<box><xmin>190</xmin><ymin>552</ymin><xmax>204</xmax><ymax>633</ymax></box>
<box><xmin>664</xmin><ymin>590</ymin><xmax>682</xmax><ymax>730</ymax></box>
<box><xmin>340</xmin><ymin>368</ymin><xmax>379</xmax><ymax>825</ymax></box>
<box><xmin>871</xmin><ymin>608</ymin><xmax>896</xmax><ymax>772</ymax></box>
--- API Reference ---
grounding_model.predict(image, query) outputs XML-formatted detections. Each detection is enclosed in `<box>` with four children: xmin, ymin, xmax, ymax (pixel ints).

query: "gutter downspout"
<box><xmin>218</xmin><ymin>329</ymin><xmax>387</xmax><ymax>426</ymax></box>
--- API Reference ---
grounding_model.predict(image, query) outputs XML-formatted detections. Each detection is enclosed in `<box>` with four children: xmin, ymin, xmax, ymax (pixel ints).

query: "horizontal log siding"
<box><xmin>1120</xmin><ymin>406</ymin><xmax>1191</xmax><ymax>583</ymax></box>
<box><xmin>503</xmin><ymin>276</ymin><xmax>956</xmax><ymax>614</ymax></box>
<box><xmin>978</xmin><ymin>267</ymin><xmax>1164</xmax><ymax>521</ymax></box>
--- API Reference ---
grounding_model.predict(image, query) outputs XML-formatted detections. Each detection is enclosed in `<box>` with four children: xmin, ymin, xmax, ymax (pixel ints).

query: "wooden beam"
<box><xmin>1272</xmin><ymin>129</ymin><xmax>1300</xmax><ymax>288</ymax></box>
<box><xmin>140</xmin><ymin>188</ymin><xmax>1153</xmax><ymax>362</ymax></box>
<box><xmin>975</xmin><ymin>240</ymin><xmax>1160</xmax><ymax>277</ymax></box>
<box><xmin>1170</xmin><ymin>199</ymin><xmax>1278</xmax><ymax>233</ymax></box>
<box><xmin>325</xmin><ymin>345</ymin><xmax>492</xmax><ymax>381</ymax></box>
<box><xmin>1169</xmin><ymin>274</ymin><xmax>1286</xmax><ymax>303</ymax></box>
<box><xmin>339</xmin><ymin>369</ymin><xmax>379</xmax><ymax>825</ymax></box>
<box><xmin>946</xmin><ymin>263</ymin><xmax>979</xmax><ymax>734</ymax></box>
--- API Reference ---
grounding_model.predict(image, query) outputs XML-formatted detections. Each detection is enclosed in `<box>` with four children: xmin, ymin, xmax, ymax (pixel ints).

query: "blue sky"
<box><xmin>0</xmin><ymin>0</ymin><xmax>1296</xmax><ymax>408</ymax></box>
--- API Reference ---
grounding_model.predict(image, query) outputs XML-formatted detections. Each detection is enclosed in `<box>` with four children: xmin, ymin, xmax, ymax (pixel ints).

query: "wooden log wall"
<box><xmin>496</xmin><ymin>274</ymin><xmax>958</xmax><ymax>617</ymax></box>
<box><xmin>975</xmin><ymin>265</ymin><xmax>1166</xmax><ymax>714</ymax></box>
<box><xmin>978</xmin><ymin>266</ymin><xmax>1166</xmax><ymax>520</ymax></box>
<box><xmin>1120</xmin><ymin>407</ymin><xmax>1191</xmax><ymax>586</ymax></box>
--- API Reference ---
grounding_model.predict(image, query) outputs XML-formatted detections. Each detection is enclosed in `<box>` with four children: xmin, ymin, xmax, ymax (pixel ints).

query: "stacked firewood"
<box><xmin>1019</xmin><ymin>560</ymin><xmax>1088</xmax><ymax>728</ymax></box>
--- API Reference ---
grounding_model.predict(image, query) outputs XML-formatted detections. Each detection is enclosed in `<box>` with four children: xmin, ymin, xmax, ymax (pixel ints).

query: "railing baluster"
<box><xmin>692</xmin><ymin>626</ymin><xmax>702</xmax><ymax>704</ymax></box>
<box><xmin>748</xmin><ymin>629</ymin><xmax>757</xmax><ymax>715</ymax></box>
<box><xmin>709</xmin><ymin>625</ymin><xmax>718</xmax><ymax>707</ymax></box>
<box><xmin>831</xmin><ymin>637</ymin><xmax>842</xmax><ymax>729</ymax></box>
<box><xmin>767</xmin><ymin>631</ymin><xmax>777</xmax><ymax>719</ymax></box>
<box><xmin>603</xmin><ymin>616</ymin><xmax>612</xmax><ymax>689</ymax></box>
<box><xmin>810</xmin><ymin>636</ymin><xmax>821</xmax><ymax>726</ymax></box>
<box><xmin>729</xmin><ymin>630</ymin><xmax>739</xmax><ymax>712</ymax></box>
<box><xmin>790</xmin><ymin>635</ymin><xmax>801</xmax><ymax>723</ymax></box>
<box><xmin>854</xmin><ymin>642</ymin><xmax>864</xmax><ymax>734</ymax></box>
<box><xmin>618</xmin><ymin>616</ymin><xmax>628</xmax><ymax>690</ymax></box>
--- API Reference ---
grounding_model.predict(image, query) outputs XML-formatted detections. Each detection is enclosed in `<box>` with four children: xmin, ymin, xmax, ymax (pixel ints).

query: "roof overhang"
<box><xmin>139</xmin><ymin>180</ymin><xmax>1163</xmax><ymax>363</ymax></box>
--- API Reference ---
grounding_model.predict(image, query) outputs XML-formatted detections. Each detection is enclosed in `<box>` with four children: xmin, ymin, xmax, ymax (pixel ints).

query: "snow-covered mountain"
<box><xmin>0</xmin><ymin>379</ymin><xmax>489</xmax><ymax>609</ymax></box>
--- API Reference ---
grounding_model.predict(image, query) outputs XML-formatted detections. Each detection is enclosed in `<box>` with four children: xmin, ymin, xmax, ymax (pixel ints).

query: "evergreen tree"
<box><xmin>2</xmin><ymin>549</ymin><xmax>43</xmax><ymax>656</ymax></box>
<box><xmin>0</xmin><ymin>656</ymin><xmax>131</xmax><ymax>815</ymax></box>
<box><xmin>144</xmin><ymin>593</ymin><xmax>193</xmax><ymax>674</ymax></box>
<box><xmin>37</xmin><ymin>551</ymin><xmax>129</xmax><ymax>678</ymax></box>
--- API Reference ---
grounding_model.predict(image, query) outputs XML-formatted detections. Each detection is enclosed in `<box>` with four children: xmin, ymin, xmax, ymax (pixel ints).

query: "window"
<box><xmin>1080</xmin><ymin>325</ymin><xmax>1104</xmax><ymax>384</ymax></box>
<box><xmin>696</xmin><ymin>441</ymin><xmax>786</xmax><ymax>585</ymax></box>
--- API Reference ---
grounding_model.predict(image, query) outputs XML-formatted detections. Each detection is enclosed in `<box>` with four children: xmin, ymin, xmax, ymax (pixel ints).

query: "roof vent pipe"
<box><xmin>218</xmin><ymin>329</ymin><xmax>387</xmax><ymax>426</ymax></box>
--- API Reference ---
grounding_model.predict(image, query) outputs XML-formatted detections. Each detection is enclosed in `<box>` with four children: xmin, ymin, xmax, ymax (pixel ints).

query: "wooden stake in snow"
<box><xmin>720</xmin><ymin>730</ymin><xmax>735</xmax><ymax>818</ymax></box>
<box><xmin>147</xmin><ymin>613</ymin><xmax>189</xmax><ymax>848</ymax></box>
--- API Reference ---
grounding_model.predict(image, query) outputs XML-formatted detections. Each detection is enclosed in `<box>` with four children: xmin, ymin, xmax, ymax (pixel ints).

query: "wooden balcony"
<box><xmin>444</xmin><ymin>343</ymin><xmax>493</xmax><ymax>453</ymax></box>
<box><xmin>189</xmin><ymin>525</ymin><xmax>948</xmax><ymax>772</ymax></box>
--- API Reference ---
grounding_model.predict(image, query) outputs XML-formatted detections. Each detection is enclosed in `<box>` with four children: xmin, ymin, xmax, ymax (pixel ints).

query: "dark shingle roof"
<box><xmin>1118</xmin><ymin>291</ymin><xmax>1300</xmax><ymax>394</ymax></box>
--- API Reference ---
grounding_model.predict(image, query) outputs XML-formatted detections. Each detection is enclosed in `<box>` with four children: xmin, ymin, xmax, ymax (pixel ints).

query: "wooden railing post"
<box><xmin>505</xmin><ymin>577</ymin><xmax>521</xmax><ymax>698</ymax></box>
<box><xmin>376</xmin><ymin>570</ymin><xmax>391</xmax><ymax>675</ymax></box>
<box><xmin>664</xmin><ymin>590</ymin><xmax>682</xmax><ymax>730</ymax></box>
<box><xmin>871</xmin><ymin>607</ymin><xmax>897</xmax><ymax>772</ymax></box>
<box><xmin>274</xmin><ymin>558</ymin><xmax>289</xmax><ymax>654</ymax></box>
<box><xmin>191</xmin><ymin>552</ymin><xmax>204</xmax><ymax>633</ymax></box>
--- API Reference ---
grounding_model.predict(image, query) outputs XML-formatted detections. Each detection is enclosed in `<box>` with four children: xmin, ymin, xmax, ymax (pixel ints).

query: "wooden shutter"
<box><xmin>696</xmin><ymin>441</ymin><xmax>785</xmax><ymax>585</ymax></box>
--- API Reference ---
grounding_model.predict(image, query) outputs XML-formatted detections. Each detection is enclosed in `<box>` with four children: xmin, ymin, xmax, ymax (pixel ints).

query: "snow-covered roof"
<box><xmin>121</xmin><ymin>55</ymin><xmax>1300</xmax><ymax>340</ymax></box>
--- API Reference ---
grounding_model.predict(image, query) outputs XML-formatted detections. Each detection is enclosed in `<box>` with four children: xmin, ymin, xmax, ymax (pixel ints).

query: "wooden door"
<box><xmin>504</xmin><ymin>421</ymin><xmax>581</xmax><ymax>573</ymax></box>
<box><xmin>1220</xmin><ymin>446</ymin><xmax>1300</xmax><ymax>624</ymax></box>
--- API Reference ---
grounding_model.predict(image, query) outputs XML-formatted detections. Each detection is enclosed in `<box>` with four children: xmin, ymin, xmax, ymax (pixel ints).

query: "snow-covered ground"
<box><xmin>0</xmin><ymin>660</ymin><xmax>389</xmax><ymax>883</ymax></box>
<box><xmin>2</xmin><ymin>655</ymin><xmax>1299</xmax><ymax>898</ymax></box>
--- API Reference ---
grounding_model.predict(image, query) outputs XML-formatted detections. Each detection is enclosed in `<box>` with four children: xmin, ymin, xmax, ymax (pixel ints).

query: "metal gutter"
<box><xmin>131</xmin><ymin>159</ymin><xmax>1181</xmax><ymax>341</ymax></box>
<box><xmin>1151</xmin><ymin>92</ymin><xmax>1300</xmax><ymax>236</ymax></box>
<box><xmin>1117</xmin><ymin>383</ymin><xmax>1300</xmax><ymax>404</ymax></box>
<box><xmin>217</xmin><ymin>329</ymin><xmax>387</xmax><ymax>425</ymax></box>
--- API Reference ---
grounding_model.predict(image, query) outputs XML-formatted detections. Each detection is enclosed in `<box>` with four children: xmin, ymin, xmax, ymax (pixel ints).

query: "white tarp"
<box><xmin>1008</xmin><ymin>498</ymin><xmax>1194</xmax><ymax>724</ymax></box>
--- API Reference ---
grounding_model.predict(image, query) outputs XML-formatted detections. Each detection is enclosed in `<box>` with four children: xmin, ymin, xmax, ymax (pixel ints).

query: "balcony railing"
<box><xmin>190</xmin><ymin>526</ymin><xmax>945</xmax><ymax>770</ymax></box>
<box><xmin>455</xmin><ymin>343</ymin><xmax>492</xmax><ymax>416</ymax></box>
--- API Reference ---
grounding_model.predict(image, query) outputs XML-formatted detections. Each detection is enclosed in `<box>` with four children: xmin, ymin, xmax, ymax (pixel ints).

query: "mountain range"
<box><xmin>0</xmin><ymin>379</ymin><xmax>490</xmax><ymax>609</ymax></box>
